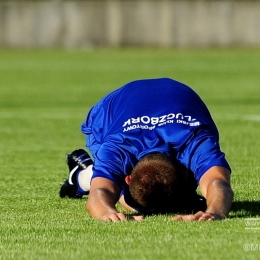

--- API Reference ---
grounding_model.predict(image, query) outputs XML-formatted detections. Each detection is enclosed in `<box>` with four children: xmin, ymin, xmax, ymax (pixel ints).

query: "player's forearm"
<box><xmin>205</xmin><ymin>179</ymin><xmax>233</xmax><ymax>219</ymax></box>
<box><xmin>86</xmin><ymin>188</ymin><xmax>119</xmax><ymax>219</ymax></box>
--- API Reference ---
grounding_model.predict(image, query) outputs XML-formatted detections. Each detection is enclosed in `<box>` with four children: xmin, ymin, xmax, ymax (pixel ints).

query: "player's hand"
<box><xmin>172</xmin><ymin>211</ymin><xmax>224</xmax><ymax>221</ymax></box>
<box><xmin>101</xmin><ymin>212</ymin><xmax>144</xmax><ymax>222</ymax></box>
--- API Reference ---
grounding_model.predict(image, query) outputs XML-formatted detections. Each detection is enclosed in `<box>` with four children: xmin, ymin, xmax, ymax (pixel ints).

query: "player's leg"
<box><xmin>59</xmin><ymin>149</ymin><xmax>136</xmax><ymax>213</ymax></box>
<box><xmin>59</xmin><ymin>149</ymin><xmax>93</xmax><ymax>198</ymax></box>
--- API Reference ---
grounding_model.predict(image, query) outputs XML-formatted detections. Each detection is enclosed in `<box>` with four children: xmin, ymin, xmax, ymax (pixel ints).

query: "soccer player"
<box><xmin>60</xmin><ymin>78</ymin><xmax>233</xmax><ymax>222</ymax></box>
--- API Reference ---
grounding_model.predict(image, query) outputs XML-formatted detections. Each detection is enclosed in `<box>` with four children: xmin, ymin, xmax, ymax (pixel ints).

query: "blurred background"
<box><xmin>0</xmin><ymin>0</ymin><xmax>260</xmax><ymax>49</ymax></box>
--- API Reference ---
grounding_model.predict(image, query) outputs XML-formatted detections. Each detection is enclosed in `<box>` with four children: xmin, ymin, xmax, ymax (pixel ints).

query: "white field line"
<box><xmin>212</xmin><ymin>114</ymin><xmax>260</xmax><ymax>122</ymax></box>
<box><xmin>244</xmin><ymin>115</ymin><xmax>260</xmax><ymax>122</ymax></box>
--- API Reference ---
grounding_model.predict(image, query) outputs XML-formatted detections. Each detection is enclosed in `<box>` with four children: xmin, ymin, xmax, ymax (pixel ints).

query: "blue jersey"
<box><xmin>81</xmin><ymin>78</ymin><xmax>230</xmax><ymax>190</ymax></box>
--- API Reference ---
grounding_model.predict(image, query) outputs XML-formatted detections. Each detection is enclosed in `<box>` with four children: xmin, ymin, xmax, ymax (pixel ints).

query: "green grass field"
<box><xmin>1</xmin><ymin>48</ymin><xmax>260</xmax><ymax>260</ymax></box>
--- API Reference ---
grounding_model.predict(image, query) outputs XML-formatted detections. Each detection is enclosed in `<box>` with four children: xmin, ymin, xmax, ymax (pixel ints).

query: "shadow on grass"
<box><xmin>123</xmin><ymin>201</ymin><xmax>260</xmax><ymax>219</ymax></box>
<box><xmin>230</xmin><ymin>201</ymin><xmax>260</xmax><ymax>218</ymax></box>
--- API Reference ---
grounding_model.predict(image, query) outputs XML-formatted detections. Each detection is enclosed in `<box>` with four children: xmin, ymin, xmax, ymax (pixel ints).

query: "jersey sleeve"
<box><xmin>176</xmin><ymin>130</ymin><xmax>231</xmax><ymax>184</ymax></box>
<box><xmin>90</xmin><ymin>143</ymin><xmax>132</xmax><ymax>188</ymax></box>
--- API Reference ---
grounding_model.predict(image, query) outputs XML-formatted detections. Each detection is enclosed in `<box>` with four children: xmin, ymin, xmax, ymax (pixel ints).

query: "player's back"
<box><xmin>82</xmin><ymin>78</ymin><xmax>217</xmax><ymax>156</ymax></box>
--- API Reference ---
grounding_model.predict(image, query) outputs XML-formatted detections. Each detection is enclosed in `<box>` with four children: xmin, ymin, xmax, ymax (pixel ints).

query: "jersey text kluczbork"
<box><xmin>122</xmin><ymin>113</ymin><xmax>200</xmax><ymax>132</ymax></box>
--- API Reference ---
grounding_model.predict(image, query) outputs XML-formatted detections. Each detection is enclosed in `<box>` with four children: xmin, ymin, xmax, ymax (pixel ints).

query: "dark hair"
<box><xmin>129</xmin><ymin>153</ymin><xmax>181</xmax><ymax>214</ymax></box>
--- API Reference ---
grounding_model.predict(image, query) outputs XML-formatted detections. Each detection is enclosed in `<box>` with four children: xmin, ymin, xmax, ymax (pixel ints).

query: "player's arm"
<box><xmin>173</xmin><ymin>166</ymin><xmax>233</xmax><ymax>221</ymax></box>
<box><xmin>198</xmin><ymin>166</ymin><xmax>233</xmax><ymax>220</ymax></box>
<box><xmin>86</xmin><ymin>177</ymin><xmax>142</xmax><ymax>222</ymax></box>
<box><xmin>86</xmin><ymin>177</ymin><xmax>125</xmax><ymax>221</ymax></box>
<box><xmin>119</xmin><ymin>195</ymin><xmax>136</xmax><ymax>212</ymax></box>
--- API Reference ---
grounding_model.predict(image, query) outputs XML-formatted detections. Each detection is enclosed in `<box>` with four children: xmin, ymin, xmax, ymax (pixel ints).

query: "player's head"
<box><xmin>127</xmin><ymin>153</ymin><xmax>182</xmax><ymax>214</ymax></box>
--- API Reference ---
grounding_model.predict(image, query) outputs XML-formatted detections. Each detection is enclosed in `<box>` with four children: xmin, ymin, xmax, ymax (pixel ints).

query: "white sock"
<box><xmin>77</xmin><ymin>165</ymin><xmax>93</xmax><ymax>192</ymax></box>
